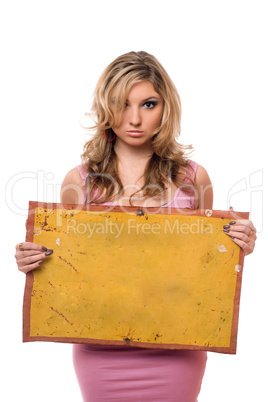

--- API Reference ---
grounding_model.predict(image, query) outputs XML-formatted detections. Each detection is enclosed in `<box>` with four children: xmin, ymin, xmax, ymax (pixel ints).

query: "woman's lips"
<box><xmin>127</xmin><ymin>130</ymin><xmax>144</xmax><ymax>137</ymax></box>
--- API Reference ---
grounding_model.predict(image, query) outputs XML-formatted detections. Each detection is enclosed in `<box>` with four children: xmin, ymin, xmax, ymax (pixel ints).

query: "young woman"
<box><xmin>15</xmin><ymin>51</ymin><xmax>256</xmax><ymax>401</ymax></box>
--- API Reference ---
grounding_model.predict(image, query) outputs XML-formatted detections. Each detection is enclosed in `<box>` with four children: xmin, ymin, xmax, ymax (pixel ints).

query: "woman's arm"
<box><xmin>194</xmin><ymin>165</ymin><xmax>213</xmax><ymax>210</ymax></box>
<box><xmin>60</xmin><ymin>167</ymin><xmax>84</xmax><ymax>204</ymax></box>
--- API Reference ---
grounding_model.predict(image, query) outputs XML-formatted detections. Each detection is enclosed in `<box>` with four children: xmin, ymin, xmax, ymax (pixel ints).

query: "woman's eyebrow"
<box><xmin>125</xmin><ymin>96</ymin><xmax>161</xmax><ymax>103</ymax></box>
<box><xmin>142</xmin><ymin>96</ymin><xmax>161</xmax><ymax>102</ymax></box>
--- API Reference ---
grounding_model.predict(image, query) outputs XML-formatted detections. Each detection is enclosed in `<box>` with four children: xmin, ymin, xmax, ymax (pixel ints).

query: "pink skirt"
<box><xmin>73</xmin><ymin>344</ymin><xmax>207</xmax><ymax>401</ymax></box>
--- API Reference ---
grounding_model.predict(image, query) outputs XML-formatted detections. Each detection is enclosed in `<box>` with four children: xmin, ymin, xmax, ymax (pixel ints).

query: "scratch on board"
<box><xmin>58</xmin><ymin>256</ymin><xmax>78</xmax><ymax>272</ymax></box>
<box><xmin>50</xmin><ymin>307</ymin><xmax>73</xmax><ymax>325</ymax></box>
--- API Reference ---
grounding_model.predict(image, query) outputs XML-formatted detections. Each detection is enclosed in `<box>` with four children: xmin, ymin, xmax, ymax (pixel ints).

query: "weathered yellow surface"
<box><xmin>30</xmin><ymin>207</ymin><xmax>240</xmax><ymax>348</ymax></box>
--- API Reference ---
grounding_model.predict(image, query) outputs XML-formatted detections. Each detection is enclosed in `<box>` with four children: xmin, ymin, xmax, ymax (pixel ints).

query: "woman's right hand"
<box><xmin>15</xmin><ymin>242</ymin><xmax>53</xmax><ymax>273</ymax></box>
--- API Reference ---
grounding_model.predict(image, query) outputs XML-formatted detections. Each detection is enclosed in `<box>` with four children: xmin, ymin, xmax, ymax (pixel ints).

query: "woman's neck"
<box><xmin>114</xmin><ymin>139</ymin><xmax>153</xmax><ymax>166</ymax></box>
<box><xmin>113</xmin><ymin>139</ymin><xmax>153</xmax><ymax>192</ymax></box>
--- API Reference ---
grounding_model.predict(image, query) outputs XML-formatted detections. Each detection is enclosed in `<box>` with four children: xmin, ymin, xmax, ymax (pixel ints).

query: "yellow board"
<box><xmin>23</xmin><ymin>202</ymin><xmax>247</xmax><ymax>354</ymax></box>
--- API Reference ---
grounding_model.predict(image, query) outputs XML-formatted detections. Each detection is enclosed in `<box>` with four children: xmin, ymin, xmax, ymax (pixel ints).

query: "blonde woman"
<box><xmin>15</xmin><ymin>51</ymin><xmax>256</xmax><ymax>401</ymax></box>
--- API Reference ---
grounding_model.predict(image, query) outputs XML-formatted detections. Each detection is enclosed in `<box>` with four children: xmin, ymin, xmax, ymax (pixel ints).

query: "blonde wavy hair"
<box><xmin>81</xmin><ymin>50</ymin><xmax>193</xmax><ymax>204</ymax></box>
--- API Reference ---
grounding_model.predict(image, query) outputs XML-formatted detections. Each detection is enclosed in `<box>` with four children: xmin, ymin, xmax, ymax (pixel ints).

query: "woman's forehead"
<box><xmin>111</xmin><ymin>81</ymin><xmax>161</xmax><ymax>102</ymax></box>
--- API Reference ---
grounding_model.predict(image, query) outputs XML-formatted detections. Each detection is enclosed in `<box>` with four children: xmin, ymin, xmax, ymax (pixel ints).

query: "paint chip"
<box><xmin>235</xmin><ymin>264</ymin><xmax>241</xmax><ymax>272</ymax></box>
<box><xmin>218</xmin><ymin>245</ymin><xmax>228</xmax><ymax>252</ymax></box>
<box><xmin>56</xmin><ymin>238</ymin><xmax>61</xmax><ymax>246</ymax></box>
<box><xmin>34</xmin><ymin>227</ymin><xmax>41</xmax><ymax>236</ymax></box>
<box><xmin>205</xmin><ymin>209</ymin><xmax>212</xmax><ymax>217</ymax></box>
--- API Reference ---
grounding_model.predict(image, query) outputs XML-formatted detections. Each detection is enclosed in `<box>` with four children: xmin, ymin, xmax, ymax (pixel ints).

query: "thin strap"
<box><xmin>186</xmin><ymin>160</ymin><xmax>198</xmax><ymax>180</ymax></box>
<box><xmin>76</xmin><ymin>165</ymin><xmax>88</xmax><ymax>185</ymax></box>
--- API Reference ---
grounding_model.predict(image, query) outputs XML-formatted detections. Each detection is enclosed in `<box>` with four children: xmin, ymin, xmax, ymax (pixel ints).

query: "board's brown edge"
<box><xmin>23</xmin><ymin>335</ymin><xmax>235</xmax><ymax>354</ymax></box>
<box><xmin>23</xmin><ymin>201</ymin><xmax>248</xmax><ymax>352</ymax></box>
<box><xmin>27</xmin><ymin>200</ymin><xmax>249</xmax><ymax>220</ymax></box>
<box><xmin>22</xmin><ymin>202</ymin><xmax>36</xmax><ymax>342</ymax></box>
<box><xmin>229</xmin><ymin>212</ymin><xmax>249</xmax><ymax>353</ymax></box>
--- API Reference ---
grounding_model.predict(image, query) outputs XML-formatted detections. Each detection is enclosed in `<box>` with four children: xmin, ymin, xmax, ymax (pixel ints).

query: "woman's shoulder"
<box><xmin>191</xmin><ymin>162</ymin><xmax>213</xmax><ymax>209</ymax></box>
<box><xmin>60</xmin><ymin>166</ymin><xmax>86</xmax><ymax>204</ymax></box>
<box><xmin>182</xmin><ymin>159</ymin><xmax>199</xmax><ymax>181</ymax></box>
<box><xmin>62</xmin><ymin>165</ymin><xmax>89</xmax><ymax>184</ymax></box>
<box><xmin>75</xmin><ymin>164</ymin><xmax>88</xmax><ymax>182</ymax></box>
<box><xmin>186</xmin><ymin>159</ymin><xmax>199</xmax><ymax>174</ymax></box>
<box><xmin>62</xmin><ymin>167</ymin><xmax>84</xmax><ymax>185</ymax></box>
<box><xmin>185</xmin><ymin>160</ymin><xmax>211</xmax><ymax>183</ymax></box>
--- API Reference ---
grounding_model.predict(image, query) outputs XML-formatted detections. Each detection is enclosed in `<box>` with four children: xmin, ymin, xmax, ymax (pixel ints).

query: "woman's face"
<box><xmin>111</xmin><ymin>81</ymin><xmax>163</xmax><ymax>151</ymax></box>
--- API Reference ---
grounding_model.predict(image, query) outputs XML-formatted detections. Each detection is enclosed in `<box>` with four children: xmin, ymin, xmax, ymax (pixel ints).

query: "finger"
<box><xmin>18</xmin><ymin>260</ymin><xmax>45</xmax><ymax>274</ymax></box>
<box><xmin>15</xmin><ymin>242</ymin><xmax>49</xmax><ymax>252</ymax></box>
<box><xmin>16</xmin><ymin>249</ymin><xmax>46</xmax><ymax>259</ymax></box>
<box><xmin>17</xmin><ymin>250</ymin><xmax>53</xmax><ymax>269</ymax></box>
<box><xmin>228</xmin><ymin>226</ymin><xmax>257</xmax><ymax>242</ymax></box>
<box><xmin>229</xmin><ymin>220</ymin><xmax>256</xmax><ymax>232</ymax></box>
<box><xmin>228</xmin><ymin>236</ymin><xmax>254</xmax><ymax>256</ymax></box>
<box><xmin>223</xmin><ymin>224</ymin><xmax>256</xmax><ymax>256</ymax></box>
<box><xmin>224</xmin><ymin>224</ymin><xmax>253</xmax><ymax>237</ymax></box>
<box><xmin>223</xmin><ymin>229</ymin><xmax>250</xmax><ymax>244</ymax></box>
<box><xmin>14</xmin><ymin>249</ymin><xmax>49</xmax><ymax>263</ymax></box>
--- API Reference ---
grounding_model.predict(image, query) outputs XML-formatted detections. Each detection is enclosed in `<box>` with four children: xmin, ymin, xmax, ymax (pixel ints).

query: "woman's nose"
<box><xmin>128</xmin><ymin>106</ymin><xmax>142</xmax><ymax>126</ymax></box>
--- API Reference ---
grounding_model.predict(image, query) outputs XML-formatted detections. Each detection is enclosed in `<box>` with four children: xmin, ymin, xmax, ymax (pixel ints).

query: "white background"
<box><xmin>1</xmin><ymin>1</ymin><xmax>267</xmax><ymax>401</ymax></box>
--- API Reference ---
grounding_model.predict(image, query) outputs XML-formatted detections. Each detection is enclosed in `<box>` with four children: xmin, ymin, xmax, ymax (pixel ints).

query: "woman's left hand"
<box><xmin>223</xmin><ymin>220</ymin><xmax>257</xmax><ymax>256</ymax></box>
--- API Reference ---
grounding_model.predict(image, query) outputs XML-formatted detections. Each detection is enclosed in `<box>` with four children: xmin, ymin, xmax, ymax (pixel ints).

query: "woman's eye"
<box><xmin>143</xmin><ymin>101</ymin><xmax>157</xmax><ymax>109</ymax></box>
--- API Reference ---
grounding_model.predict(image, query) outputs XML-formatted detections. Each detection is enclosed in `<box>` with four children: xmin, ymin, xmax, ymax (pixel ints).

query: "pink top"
<box><xmin>73</xmin><ymin>160</ymin><xmax>207</xmax><ymax>402</ymax></box>
<box><xmin>75</xmin><ymin>159</ymin><xmax>198</xmax><ymax>209</ymax></box>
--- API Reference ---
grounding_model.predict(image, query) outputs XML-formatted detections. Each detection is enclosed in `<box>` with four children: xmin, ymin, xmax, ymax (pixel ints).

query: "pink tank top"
<box><xmin>75</xmin><ymin>159</ymin><xmax>198</xmax><ymax>209</ymax></box>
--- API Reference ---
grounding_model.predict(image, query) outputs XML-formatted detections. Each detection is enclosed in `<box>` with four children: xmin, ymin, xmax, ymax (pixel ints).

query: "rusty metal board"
<box><xmin>23</xmin><ymin>201</ymin><xmax>248</xmax><ymax>354</ymax></box>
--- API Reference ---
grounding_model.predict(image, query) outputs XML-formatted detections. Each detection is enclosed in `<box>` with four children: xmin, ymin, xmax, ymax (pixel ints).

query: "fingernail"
<box><xmin>223</xmin><ymin>225</ymin><xmax>230</xmax><ymax>229</ymax></box>
<box><xmin>230</xmin><ymin>236</ymin><xmax>235</xmax><ymax>239</ymax></box>
<box><xmin>42</xmin><ymin>246</ymin><xmax>48</xmax><ymax>251</ymax></box>
<box><xmin>223</xmin><ymin>229</ymin><xmax>230</xmax><ymax>233</ymax></box>
<box><xmin>39</xmin><ymin>260</ymin><xmax>44</xmax><ymax>265</ymax></box>
<box><xmin>45</xmin><ymin>249</ymin><xmax>53</xmax><ymax>256</ymax></box>
<box><xmin>229</xmin><ymin>221</ymin><xmax>236</xmax><ymax>225</ymax></box>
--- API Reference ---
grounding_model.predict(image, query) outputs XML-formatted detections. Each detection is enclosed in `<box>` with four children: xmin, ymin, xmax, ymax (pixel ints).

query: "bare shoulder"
<box><xmin>195</xmin><ymin>165</ymin><xmax>211</xmax><ymax>185</ymax></box>
<box><xmin>60</xmin><ymin>168</ymin><xmax>84</xmax><ymax>204</ymax></box>
<box><xmin>194</xmin><ymin>165</ymin><xmax>213</xmax><ymax>209</ymax></box>
<box><xmin>62</xmin><ymin>167</ymin><xmax>83</xmax><ymax>186</ymax></box>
